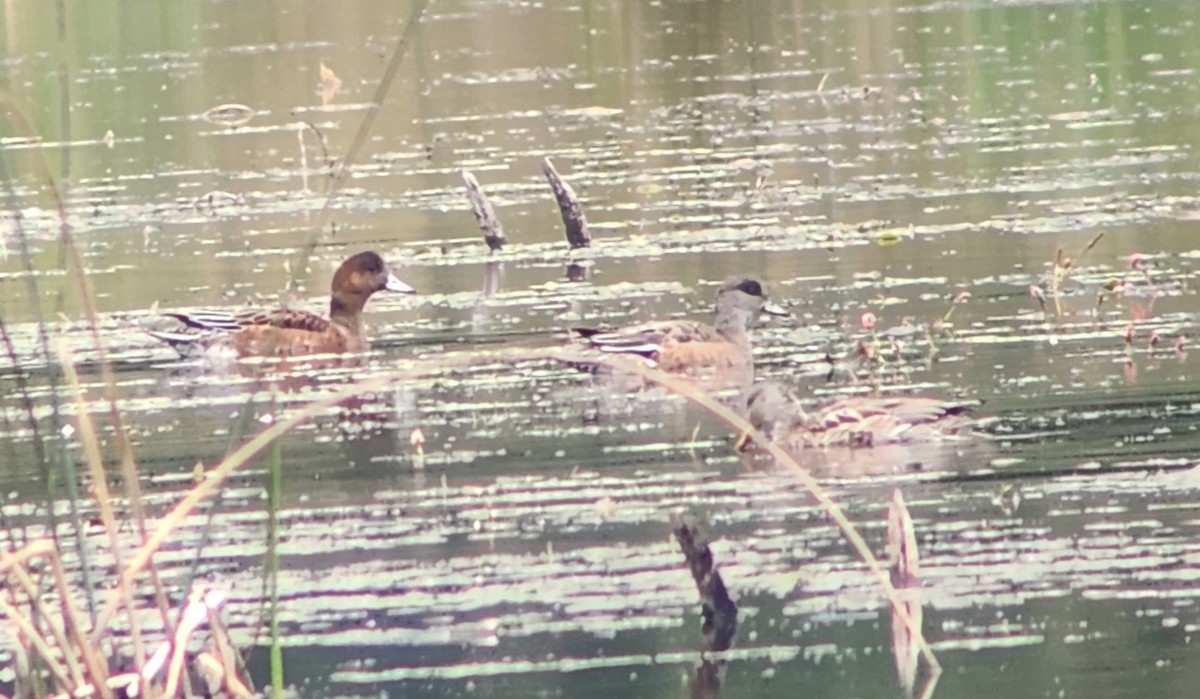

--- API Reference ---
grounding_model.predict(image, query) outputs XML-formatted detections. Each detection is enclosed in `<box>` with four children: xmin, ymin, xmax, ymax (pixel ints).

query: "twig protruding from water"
<box><xmin>886</xmin><ymin>489</ymin><xmax>926</xmax><ymax>698</ymax></box>
<box><xmin>462</xmin><ymin>170</ymin><xmax>507</xmax><ymax>251</ymax></box>
<box><xmin>542</xmin><ymin>157</ymin><xmax>592</xmax><ymax>249</ymax></box>
<box><xmin>671</xmin><ymin>512</ymin><xmax>737</xmax><ymax>653</ymax></box>
<box><xmin>886</xmin><ymin>489</ymin><xmax>919</xmax><ymax>587</ymax></box>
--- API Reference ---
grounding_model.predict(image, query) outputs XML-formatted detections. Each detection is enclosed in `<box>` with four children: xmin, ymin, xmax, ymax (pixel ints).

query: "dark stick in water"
<box><xmin>462</xmin><ymin>170</ymin><xmax>506</xmax><ymax>252</ymax></box>
<box><xmin>542</xmin><ymin>157</ymin><xmax>592</xmax><ymax>249</ymax></box>
<box><xmin>672</xmin><ymin>512</ymin><xmax>738</xmax><ymax>653</ymax></box>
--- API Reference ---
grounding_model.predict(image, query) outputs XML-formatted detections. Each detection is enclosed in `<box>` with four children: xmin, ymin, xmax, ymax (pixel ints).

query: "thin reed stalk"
<box><xmin>76</xmin><ymin>345</ymin><xmax>941</xmax><ymax>689</ymax></box>
<box><xmin>0</xmin><ymin>314</ymin><xmax>38</xmax><ymax>553</ymax></box>
<box><xmin>0</xmin><ymin>543</ymin><xmax>77</xmax><ymax>688</ymax></box>
<box><xmin>0</xmin><ymin>92</ymin><xmax>90</xmax><ymax>613</ymax></box>
<box><xmin>267</xmin><ymin>440</ymin><xmax>285</xmax><ymax>697</ymax></box>
<box><xmin>1</xmin><ymin>538</ymin><xmax>114</xmax><ymax>698</ymax></box>
<box><xmin>551</xmin><ymin>351</ymin><xmax>943</xmax><ymax>681</ymax></box>
<box><xmin>58</xmin><ymin>343</ymin><xmax>147</xmax><ymax>669</ymax></box>
<box><xmin>1</xmin><ymin>88</ymin><xmax>176</xmax><ymax>638</ymax></box>
<box><xmin>290</xmin><ymin>0</ymin><xmax>432</xmax><ymax>291</ymax></box>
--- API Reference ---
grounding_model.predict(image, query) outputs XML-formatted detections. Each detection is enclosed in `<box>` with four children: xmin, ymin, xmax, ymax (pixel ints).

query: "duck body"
<box><xmin>789</xmin><ymin>395</ymin><xmax>977</xmax><ymax>448</ymax></box>
<box><xmin>155</xmin><ymin>308</ymin><xmax>366</xmax><ymax>357</ymax></box>
<box><xmin>574</xmin><ymin>276</ymin><xmax>787</xmax><ymax>374</ymax></box>
<box><xmin>148</xmin><ymin>251</ymin><xmax>414</xmax><ymax>359</ymax></box>
<box><xmin>744</xmin><ymin>381</ymin><xmax>979</xmax><ymax>450</ymax></box>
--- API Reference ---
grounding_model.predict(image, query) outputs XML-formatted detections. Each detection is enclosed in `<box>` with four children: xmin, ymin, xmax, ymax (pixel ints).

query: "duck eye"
<box><xmin>737</xmin><ymin>280</ymin><xmax>764</xmax><ymax>297</ymax></box>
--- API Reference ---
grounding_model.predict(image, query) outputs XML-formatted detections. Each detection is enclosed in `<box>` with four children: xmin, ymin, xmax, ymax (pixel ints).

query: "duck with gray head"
<box><xmin>573</xmin><ymin>276</ymin><xmax>788</xmax><ymax>376</ymax></box>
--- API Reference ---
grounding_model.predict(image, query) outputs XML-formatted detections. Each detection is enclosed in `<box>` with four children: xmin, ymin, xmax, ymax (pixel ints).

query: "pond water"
<box><xmin>4</xmin><ymin>0</ymin><xmax>1200</xmax><ymax>697</ymax></box>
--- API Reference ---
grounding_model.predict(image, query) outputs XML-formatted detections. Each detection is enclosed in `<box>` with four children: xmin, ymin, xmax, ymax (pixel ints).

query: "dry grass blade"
<box><xmin>1</xmin><ymin>540</ymin><xmax>113</xmax><ymax>698</ymax></box>
<box><xmin>208</xmin><ymin>604</ymin><xmax>254</xmax><ymax>698</ymax></box>
<box><xmin>58</xmin><ymin>342</ymin><xmax>147</xmax><ymax>668</ymax></box>
<box><xmin>0</xmin><ymin>544</ymin><xmax>77</xmax><ymax>689</ymax></box>
<box><xmin>546</xmin><ymin>350</ymin><xmax>943</xmax><ymax>679</ymax></box>
<box><xmin>0</xmin><ymin>594</ymin><xmax>74</xmax><ymax>688</ymax></box>
<box><xmin>886</xmin><ymin>489</ymin><xmax>927</xmax><ymax>697</ymax></box>
<box><xmin>887</xmin><ymin>489</ymin><xmax>919</xmax><ymax>586</ymax></box>
<box><xmin>2</xmin><ymin>87</ymin><xmax>177</xmax><ymax>639</ymax></box>
<box><xmin>89</xmin><ymin>366</ymin><xmax>428</xmax><ymax>640</ymax></box>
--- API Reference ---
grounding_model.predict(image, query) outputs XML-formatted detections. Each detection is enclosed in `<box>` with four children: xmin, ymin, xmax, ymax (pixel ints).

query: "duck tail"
<box><xmin>595</xmin><ymin>341</ymin><xmax>661</xmax><ymax>358</ymax></box>
<box><xmin>145</xmin><ymin>329</ymin><xmax>204</xmax><ymax>357</ymax></box>
<box><xmin>572</xmin><ymin>330</ymin><xmax>659</xmax><ymax>357</ymax></box>
<box><xmin>569</xmin><ymin>327</ymin><xmax>606</xmax><ymax>340</ymax></box>
<box><xmin>162</xmin><ymin>310</ymin><xmax>244</xmax><ymax>331</ymax></box>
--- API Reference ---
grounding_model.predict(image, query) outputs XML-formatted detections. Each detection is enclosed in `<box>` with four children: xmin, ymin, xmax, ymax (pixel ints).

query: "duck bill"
<box><xmin>761</xmin><ymin>301</ymin><xmax>788</xmax><ymax>317</ymax></box>
<box><xmin>385</xmin><ymin>273</ymin><xmax>416</xmax><ymax>294</ymax></box>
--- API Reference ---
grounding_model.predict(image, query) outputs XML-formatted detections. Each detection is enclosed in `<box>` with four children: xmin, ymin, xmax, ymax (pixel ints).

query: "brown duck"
<box><xmin>148</xmin><ymin>251</ymin><xmax>415</xmax><ymax>358</ymax></box>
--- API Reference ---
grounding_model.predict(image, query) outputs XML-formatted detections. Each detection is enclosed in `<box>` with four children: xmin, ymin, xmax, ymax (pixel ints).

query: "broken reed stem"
<box><xmin>541</xmin><ymin>158</ymin><xmax>592</xmax><ymax>249</ymax></box>
<box><xmin>1056</xmin><ymin>232</ymin><xmax>1106</xmax><ymax>290</ymax></box>
<box><xmin>672</xmin><ymin>514</ymin><xmax>737</xmax><ymax>653</ymax></box>
<box><xmin>462</xmin><ymin>170</ymin><xmax>507</xmax><ymax>251</ymax></box>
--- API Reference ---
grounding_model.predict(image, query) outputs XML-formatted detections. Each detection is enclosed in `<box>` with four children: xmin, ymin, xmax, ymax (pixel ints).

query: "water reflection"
<box><xmin>565</xmin><ymin>261</ymin><xmax>591</xmax><ymax>283</ymax></box>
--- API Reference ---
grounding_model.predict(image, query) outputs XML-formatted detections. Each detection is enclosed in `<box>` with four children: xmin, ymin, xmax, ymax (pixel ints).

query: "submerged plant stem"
<box><xmin>267</xmin><ymin>441</ymin><xmax>285</xmax><ymax>696</ymax></box>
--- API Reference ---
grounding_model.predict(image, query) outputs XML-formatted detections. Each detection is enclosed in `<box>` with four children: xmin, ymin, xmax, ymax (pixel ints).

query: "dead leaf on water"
<box><xmin>318</xmin><ymin>61</ymin><xmax>343</xmax><ymax>106</ymax></box>
<box><xmin>595</xmin><ymin>497</ymin><xmax>618</xmax><ymax>518</ymax></box>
